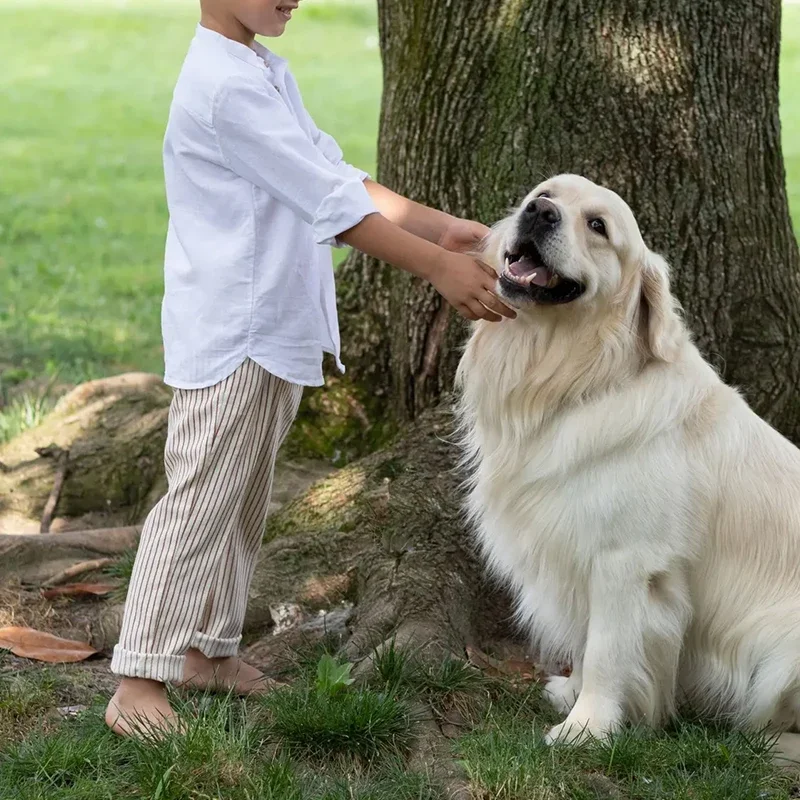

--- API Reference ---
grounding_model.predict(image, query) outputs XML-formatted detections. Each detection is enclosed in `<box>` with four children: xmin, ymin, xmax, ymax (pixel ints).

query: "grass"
<box><xmin>1</xmin><ymin>645</ymin><xmax>796</xmax><ymax>799</ymax></box>
<box><xmin>459</xmin><ymin>719</ymin><xmax>793</xmax><ymax>800</ymax></box>
<box><xmin>266</xmin><ymin>686</ymin><xmax>414</xmax><ymax>760</ymax></box>
<box><xmin>101</xmin><ymin>547</ymin><xmax>138</xmax><ymax>601</ymax></box>
<box><xmin>0</xmin><ymin>665</ymin><xmax>76</xmax><ymax>743</ymax></box>
<box><xmin>0</xmin><ymin>650</ymin><xmax>436</xmax><ymax>799</ymax></box>
<box><xmin>0</xmin><ymin>389</ymin><xmax>56</xmax><ymax>445</ymax></box>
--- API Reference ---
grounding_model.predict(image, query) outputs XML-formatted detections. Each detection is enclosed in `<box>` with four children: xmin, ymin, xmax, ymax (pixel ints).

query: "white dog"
<box><xmin>455</xmin><ymin>174</ymin><xmax>800</xmax><ymax>762</ymax></box>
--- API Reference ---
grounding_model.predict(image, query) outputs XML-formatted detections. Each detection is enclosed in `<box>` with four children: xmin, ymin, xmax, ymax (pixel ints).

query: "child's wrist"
<box><xmin>422</xmin><ymin>246</ymin><xmax>452</xmax><ymax>285</ymax></box>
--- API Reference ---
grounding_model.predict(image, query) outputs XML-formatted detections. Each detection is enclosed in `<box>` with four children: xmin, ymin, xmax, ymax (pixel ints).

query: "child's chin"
<box><xmin>258</xmin><ymin>23</ymin><xmax>288</xmax><ymax>37</ymax></box>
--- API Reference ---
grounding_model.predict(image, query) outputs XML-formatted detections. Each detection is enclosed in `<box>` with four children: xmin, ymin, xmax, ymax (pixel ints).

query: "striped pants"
<box><xmin>110</xmin><ymin>359</ymin><xmax>302</xmax><ymax>683</ymax></box>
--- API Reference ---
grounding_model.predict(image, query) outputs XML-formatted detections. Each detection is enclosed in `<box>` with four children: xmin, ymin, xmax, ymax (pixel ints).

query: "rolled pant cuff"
<box><xmin>110</xmin><ymin>645</ymin><xmax>185</xmax><ymax>683</ymax></box>
<box><xmin>190</xmin><ymin>631</ymin><xmax>241</xmax><ymax>658</ymax></box>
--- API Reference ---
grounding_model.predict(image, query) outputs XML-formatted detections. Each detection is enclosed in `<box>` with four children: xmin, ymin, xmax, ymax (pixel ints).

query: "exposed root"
<box><xmin>0</xmin><ymin>527</ymin><xmax>141</xmax><ymax>586</ymax></box>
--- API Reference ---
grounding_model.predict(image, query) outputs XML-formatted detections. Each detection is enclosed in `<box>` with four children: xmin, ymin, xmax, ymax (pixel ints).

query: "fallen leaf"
<box><xmin>0</xmin><ymin>626</ymin><xmax>98</xmax><ymax>663</ymax></box>
<box><xmin>465</xmin><ymin>644</ymin><xmax>545</xmax><ymax>682</ymax></box>
<box><xmin>40</xmin><ymin>583</ymin><xmax>117</xmax><ymax>600</ymax></box>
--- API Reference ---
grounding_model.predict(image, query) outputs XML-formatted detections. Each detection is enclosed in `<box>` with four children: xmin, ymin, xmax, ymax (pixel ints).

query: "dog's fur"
<box><xmin>455</xmin><ymin>174</ymin><xmax>800</xmax><ymax>760</ymax></box>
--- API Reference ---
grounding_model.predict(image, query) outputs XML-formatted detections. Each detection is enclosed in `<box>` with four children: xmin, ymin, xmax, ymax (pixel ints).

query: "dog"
<box><xmin>455</xmin><ymin>174</ymin><xmax>800</xmax><ymax>762</ymax></box>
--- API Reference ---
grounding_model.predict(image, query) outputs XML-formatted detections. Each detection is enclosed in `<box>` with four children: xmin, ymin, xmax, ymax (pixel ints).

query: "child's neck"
<box><xmin>199</xmin><ymin>12</ymin><xmax>256</xmax><ymax>49</ymax></box>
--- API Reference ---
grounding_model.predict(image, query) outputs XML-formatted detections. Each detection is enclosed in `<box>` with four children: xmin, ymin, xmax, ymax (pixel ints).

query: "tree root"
<box><xmin>0</xmin><ymin>527</ymin><xmax>140</xmax><ymax>586</ymax></box>
<box><xmin>3</xmin><ymin>401</ymin><xmax>518</xmax><ymax>705</ymax></box>
<box><xmin>0</xmin><ymin>373</ymin><xmax>171</xmax><ymax>532</ymax></box>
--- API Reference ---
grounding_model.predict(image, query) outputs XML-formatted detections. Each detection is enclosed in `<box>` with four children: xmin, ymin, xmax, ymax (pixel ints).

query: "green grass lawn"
<box><xmin>1</xmin><ymin>644</ymin><xmax>795</xmax><ymax>800</ymax></box>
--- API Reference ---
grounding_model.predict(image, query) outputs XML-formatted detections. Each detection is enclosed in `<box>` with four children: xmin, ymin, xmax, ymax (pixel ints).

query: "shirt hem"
<box><xmin>164</xmin><ymin>354</ymin><xmax>326</xmax><ymax>390</ymax></box>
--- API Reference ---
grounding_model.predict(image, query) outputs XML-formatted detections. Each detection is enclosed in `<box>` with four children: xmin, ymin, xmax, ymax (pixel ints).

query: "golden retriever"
<box><xmin>455</xmin><ymin>174</ymin><xmax>800</xmax><ymax>762</ymax></box>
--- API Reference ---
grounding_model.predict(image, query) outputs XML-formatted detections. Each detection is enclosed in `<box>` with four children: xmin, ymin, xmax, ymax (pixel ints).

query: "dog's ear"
<box><xmin>640</xmin><ymin>250</ymin><xmax>683</xmax><ymax>362</ymax></box>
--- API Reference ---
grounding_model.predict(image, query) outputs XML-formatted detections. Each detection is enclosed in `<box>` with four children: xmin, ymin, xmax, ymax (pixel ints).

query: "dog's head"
<box><xmin>487</xmin><ymin>174</ymin><xmax>682</xmax><ymax>361</ymax></box>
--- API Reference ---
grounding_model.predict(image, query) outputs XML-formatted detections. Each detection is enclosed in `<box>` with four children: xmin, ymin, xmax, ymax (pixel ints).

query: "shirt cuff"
<box><xmin>335</xmin><ymin>161</ymin><xmax>370</xmax><ymax>184</ymax></box>
<box><xmin>313</xmin><ymin>177</ymin><xmax>378</xmax><ymax>248</ymax></box>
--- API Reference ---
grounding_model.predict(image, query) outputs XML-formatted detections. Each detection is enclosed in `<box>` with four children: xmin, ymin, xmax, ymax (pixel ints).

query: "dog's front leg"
<box><xmin>545</xmin><ymin>551</ymin><xmax>689</xmax><ymax>745</ymax></box>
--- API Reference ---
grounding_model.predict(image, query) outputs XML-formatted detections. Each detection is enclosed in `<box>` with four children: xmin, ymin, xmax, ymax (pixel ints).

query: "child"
<box><xmin>106</xmin><ymin>0</ymin><xmax>515</xmax><ymax>736</ymax></box>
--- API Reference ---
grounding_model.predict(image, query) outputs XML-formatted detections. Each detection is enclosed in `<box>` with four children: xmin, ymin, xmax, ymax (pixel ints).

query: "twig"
<box><xmin>36</xmin><ymin>445</ymin><xmax>69</xmax><ymax>533</ymax></box>
<box><xmin>41</xmin><ymin>557</ymin><xmax>116</xmax><ymax>587</ymax></box>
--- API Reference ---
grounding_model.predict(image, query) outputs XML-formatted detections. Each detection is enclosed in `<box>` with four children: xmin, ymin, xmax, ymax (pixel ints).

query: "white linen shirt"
<box><xmin>160</xmin><ymin>24</ymin><xmax>377</xmax><ymax>389</ymax></box>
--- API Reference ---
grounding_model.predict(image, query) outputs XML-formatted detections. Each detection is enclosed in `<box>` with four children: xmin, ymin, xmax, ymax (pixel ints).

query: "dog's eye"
<box><xmin>588</xmin><ymin>218</ymin><xmax>607</xmax><ymax>237</ymax></box>
<box><xmin>537</xmin><ymin>191</ymin><xmax>551</xmax><ymax>199</ymax></box>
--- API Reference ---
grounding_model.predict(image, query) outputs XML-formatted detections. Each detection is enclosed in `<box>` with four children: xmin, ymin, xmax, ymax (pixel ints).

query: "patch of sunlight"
<box><xmin>499</xmin><ymin>0</ymin><xmax>527</xmax><ymax>28</ymax></box>
<box><xmin>601</xmin><ymin>24</ymin><xmax>688</xmax><ymax>93</ymax></box>
<box><xmin>304</xmin><ymin>465</ymin><xmax>366</xmax><ymax>512</ymax></box>
<box><xmin>112</xmin><ymin>326</ymin><xmax>130</xmax><ymax>345</ymax></box>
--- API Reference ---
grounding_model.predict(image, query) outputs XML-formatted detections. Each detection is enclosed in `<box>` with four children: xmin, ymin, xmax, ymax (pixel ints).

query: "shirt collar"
<box><xmin>194</xmin><ymin>23</ymin><xmax>287</xmax><ymax>72</ymax></box>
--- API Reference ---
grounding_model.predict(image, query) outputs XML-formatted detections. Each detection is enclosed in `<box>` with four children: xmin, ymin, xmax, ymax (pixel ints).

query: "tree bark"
<box><xmin>338</xmin><ymin>0</ymin><xmax>800</xmax><ymax>439</ymax></box>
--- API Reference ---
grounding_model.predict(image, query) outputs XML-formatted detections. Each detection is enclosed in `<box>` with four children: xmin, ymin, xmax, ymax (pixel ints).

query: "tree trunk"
<box><xmin>338</xmin><ymin>0</ymin><xmax>800</xmax><ymax>439</ymax></box>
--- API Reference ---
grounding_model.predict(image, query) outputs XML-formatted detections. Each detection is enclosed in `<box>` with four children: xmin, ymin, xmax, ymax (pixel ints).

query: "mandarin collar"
<box><xmin>194</xmin><ymin>23</ymin><xmax>287</xmax><ymax>72</ymax></box>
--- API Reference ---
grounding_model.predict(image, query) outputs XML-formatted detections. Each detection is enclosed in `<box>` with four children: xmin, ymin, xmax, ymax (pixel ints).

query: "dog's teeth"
<box><xmin>504</xmin><ymin>257</ymin><xmax>510</xmax><ymax>271</ymax></box>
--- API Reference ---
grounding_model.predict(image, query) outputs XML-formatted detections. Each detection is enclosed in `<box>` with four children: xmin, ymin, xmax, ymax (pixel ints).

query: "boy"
<box><xmin>106</xmin><ymin>0</ymin><xmax>514</xmax><ymax>736</ymax></box>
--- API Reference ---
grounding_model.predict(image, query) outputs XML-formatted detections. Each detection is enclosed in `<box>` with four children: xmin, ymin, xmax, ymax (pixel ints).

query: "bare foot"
<box><xmin>180</xmin><ymin>648</ymin><xmax>284</xmax><ymax>695</ymax></box>
<box><xmin>105</xmin><ymin>677</ymin><xmax>179</xmax><ymax>738</ymax></box>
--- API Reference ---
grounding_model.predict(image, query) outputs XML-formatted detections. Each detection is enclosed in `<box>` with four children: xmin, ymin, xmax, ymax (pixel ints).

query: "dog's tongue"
<box><xmin>509</xmin><ymin>256</ymin><xmax>552</xmax><ymax>287</ymax></box>
<box><xmin>529</xmin><ymin>268</ymin><xmax>552</xmax><ymax>287</ymax></box>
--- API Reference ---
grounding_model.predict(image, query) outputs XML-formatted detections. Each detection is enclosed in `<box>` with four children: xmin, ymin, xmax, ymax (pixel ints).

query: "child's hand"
<box><xmin>438</xmin><ymin>218</ymin><xmax>491</xmax><ymax>254</ymax></box>
<box><xmin>431</xmin><ymin>251</ymin><xmax>517</xmax><ymax>322</ymax></box>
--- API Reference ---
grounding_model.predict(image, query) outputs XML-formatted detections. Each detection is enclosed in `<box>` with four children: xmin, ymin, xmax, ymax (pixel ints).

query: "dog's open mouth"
<box><xmin>499</xmin><ymin>245</ymin><xmax>586</xmax><ymax>305</ymax></box>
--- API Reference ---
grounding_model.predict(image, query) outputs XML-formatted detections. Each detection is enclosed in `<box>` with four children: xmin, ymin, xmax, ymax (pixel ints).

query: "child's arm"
<box><xmin>338</xmin><ymin>212</ymin><xmax>514</xmax><ymax>322</ymax></box>
<box><xmin>213</xmin><ymin>75</ymin><xmax>514</xmax><ymax>322</ymax></box>
<box><xmin>363</xmin><ymin>180</ymin><xmax>488</xmax><ymax>254</ymax></box>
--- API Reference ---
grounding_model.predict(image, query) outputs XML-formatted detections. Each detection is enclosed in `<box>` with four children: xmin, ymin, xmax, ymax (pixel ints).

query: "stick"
<box><xmin>41</xmin><ymin>557</ymin><xmax>116</xmax><ymax>587</ymax></box>
<box><xmin>37</xmin><ymin>446</ymin><xmax>69</xmax><ymax>534</ymax></box>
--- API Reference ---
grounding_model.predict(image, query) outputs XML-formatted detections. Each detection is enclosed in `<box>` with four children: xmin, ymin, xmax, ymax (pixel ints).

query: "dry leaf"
<box><xmin>465</xmin><ymin>644</ymin><xmax>545</xmax><ymax>682</ymax></box>
<box><xmin>0</xmin><ymin>626</ymin><xmax>98</xmax><ymax>663</ymax></box>
<box><xmin>40</xmin><ymin>583</ymin><xmax>117</xmax><ymax>600</ymax></box>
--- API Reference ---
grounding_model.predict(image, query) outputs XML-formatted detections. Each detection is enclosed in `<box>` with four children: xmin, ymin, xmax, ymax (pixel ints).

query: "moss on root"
<box><xmin>282</xmin><ymin>376</ymin><xmax>397</xmax><ymax>466</ymax></box>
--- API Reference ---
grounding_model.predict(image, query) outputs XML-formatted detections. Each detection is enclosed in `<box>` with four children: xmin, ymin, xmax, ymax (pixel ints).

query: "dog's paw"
<box><xmin>545</xmin><ymin>718</ymin><xmax>593</xmax><ymax>746</ymax></box>
<box><xmin>544</xmin><ymin>715</ymin><xmax>614</xmax><ymax>746</ymax></box>
<box><xmin>544</xmin><ymin>695</ymin><xmax>622</xmax><ymax>746</ymax></box>
<box><xmin>543</xmin><ymin>674</ymin><xmax>579</xmax><ymax>716</ymax></box>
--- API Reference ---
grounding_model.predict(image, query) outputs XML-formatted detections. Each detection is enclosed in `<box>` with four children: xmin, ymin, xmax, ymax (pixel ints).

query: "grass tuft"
<box><xmin>413</xmin><ymin>657</ymin><xmax>486</xmax><ymax>701</ymax></box>
<box><xmin>0</xmin><ymin>667</ymin><xmax>69</xmax><ymax>742</ymax></box>
<box><xmin>264</xmin><ymin>684</ymin><xmax>415</xmax><ymax>762</ymax></box>
<box><xmin>371</xmin><ymin>638</ymin><xmax>418</xmax><ymax>694</ymax></box>
<box><xmin>0</xmin><ymin>390</ymin><xmax>56</xmax><ymax>444</ymax></box>
<box><xmin>102</xmin><ymin>547</ymin><xmax>138</xmax><ymax>600</ymax></box>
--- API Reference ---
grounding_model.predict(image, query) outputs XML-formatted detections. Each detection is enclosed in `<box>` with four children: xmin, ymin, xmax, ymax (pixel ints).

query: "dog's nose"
<box><xmin>523</xmin><ymin>196</ymin><xmax>561</xmax><ymax>229</ymax></box>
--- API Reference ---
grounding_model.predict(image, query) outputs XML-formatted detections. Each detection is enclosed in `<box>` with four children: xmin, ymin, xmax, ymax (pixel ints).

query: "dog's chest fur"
<box><xmin>456</xmin><ymin>322</ymin><xmax>699</xmax><ymax>665</ymax></box>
